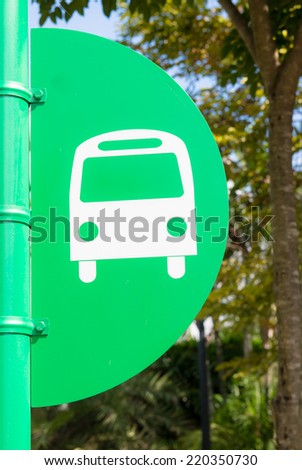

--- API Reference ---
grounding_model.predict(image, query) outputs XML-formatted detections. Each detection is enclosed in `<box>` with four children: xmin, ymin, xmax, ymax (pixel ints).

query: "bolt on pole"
<box><xmin>0</xmin><ymin>0</ymin><xmax>31</xmax><ymax>449</ymax></box>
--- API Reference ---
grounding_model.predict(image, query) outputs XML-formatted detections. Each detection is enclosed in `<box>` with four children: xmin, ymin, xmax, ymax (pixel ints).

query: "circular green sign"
<box><xmin>31</xmin><ymin>29</ymin><xmax>228</xmax><ymax>407</ymax></box>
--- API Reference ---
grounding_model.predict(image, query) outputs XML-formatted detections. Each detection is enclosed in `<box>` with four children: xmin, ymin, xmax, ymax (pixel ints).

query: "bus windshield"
<box><xmin>80</xmin><ymin>153</ymin><xmax>184</xmax><ymax>202</ymax></box>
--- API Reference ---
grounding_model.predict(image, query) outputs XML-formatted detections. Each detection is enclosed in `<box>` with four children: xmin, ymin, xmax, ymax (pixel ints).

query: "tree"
<box><xmin>32</xmin><ymin>342</ymin><xmax>202</xmax><ymax>450</ymax></box>
<box><xmin>32</xmin><ymin>340</ymin><xmax>274</xmax><ymax>449</ymax></box>
<box><xmin>218</xmin><ymin>4</ymin><xmax>302</xmax><ymax>450</ymax></box>
<box><xmin>34</xmin><ymin>0</ymin><xmax>302</xmax><ymax>449</ymax></box>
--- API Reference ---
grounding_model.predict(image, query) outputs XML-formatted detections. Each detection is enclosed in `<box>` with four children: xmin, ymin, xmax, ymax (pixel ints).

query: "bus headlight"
<box><xmin>78</xmin><ymin>221</ymin><xmax>99</xmax><ymax>242</ymax></box>
<box><xmin>167</xmin><ymin>217</ymin><xmax>187</xmax><ymax>237</ymax></box>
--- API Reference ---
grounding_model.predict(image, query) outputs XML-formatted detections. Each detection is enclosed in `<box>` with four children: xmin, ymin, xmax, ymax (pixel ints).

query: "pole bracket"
<box><xmin>0</xmin><ymin>317</ymin><xmax>49</xmax><ymax>337</ymax></box>
<box><xmin>0</xmin><ymin>81</ymin><xmax>47</xmax><ymax>104</ymax></box>
<box><xmin>0</xmin><ymin>205</ymin><xmax>31</xmax><ymax>226</ymax></box>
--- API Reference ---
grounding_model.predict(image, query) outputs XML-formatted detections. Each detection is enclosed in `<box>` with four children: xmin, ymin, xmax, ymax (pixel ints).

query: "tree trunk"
<box><xmin>220</xmin><ymin>0</ymin><xmax>302</xmax><ymax>449</ymax></box>
<box><xmin>268</xmin><ymin>89</ymin><xmax>302</xmax><ymax>449</ymax></box>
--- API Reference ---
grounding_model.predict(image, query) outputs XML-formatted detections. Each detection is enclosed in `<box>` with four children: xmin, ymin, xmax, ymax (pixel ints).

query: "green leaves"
<box><xmin>32</xmin><ymin>342</ymin><xmax>201</xmax><ymax>450</ymax></box>
<box><xmin>35</xmin><ymin>0</ymin><xmax>90</xmax><ymax>25</ymax></box>
<box><xmin>125</xmin><ymin>1</ymin><xmax>172</xmax><ymax>21</ymax></box>
<box><xmin>220</xmin><ymin>25</ymin><xmax>261</xmax><ymax>96</ymax></box>
<box><xmin>102</xmin><ymin>0</ymin><xmax>117</xmax><ymax>17</ymax></box>
<box><xmin>34</xmin><ymin>0</ymin><xmax>198</xmax><ymax>23</ymax></box>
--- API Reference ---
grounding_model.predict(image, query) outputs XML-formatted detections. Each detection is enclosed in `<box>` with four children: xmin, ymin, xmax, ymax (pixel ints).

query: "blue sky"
<box><xmin>28</xmin><ymin>0</ymin><xmax>119</xmax><ymax>38</ymax></box>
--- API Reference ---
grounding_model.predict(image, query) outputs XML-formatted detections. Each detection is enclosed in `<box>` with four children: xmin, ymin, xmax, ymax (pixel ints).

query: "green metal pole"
<box><xmin>0</xmin><ymin>0</ymin><xmax>31</xmax><ymax>449</ymax></box>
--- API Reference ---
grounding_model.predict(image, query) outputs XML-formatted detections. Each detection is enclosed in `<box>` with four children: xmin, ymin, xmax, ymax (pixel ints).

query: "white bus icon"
<box><xmin>70</xmin><ymin>130</ymin><xmax>197</xmax><ymax>283</ymax></box>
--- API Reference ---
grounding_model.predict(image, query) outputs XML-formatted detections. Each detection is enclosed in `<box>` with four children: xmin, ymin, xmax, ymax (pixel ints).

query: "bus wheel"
<box><xmin>79</xmin><ymin>260</ymin><xmax>96</xmax><ymax>283</ymax></box>
<box><xmin>167</xmin><ymin>256</ymin><xmax>185</xmax><ymax>279</ymax></box>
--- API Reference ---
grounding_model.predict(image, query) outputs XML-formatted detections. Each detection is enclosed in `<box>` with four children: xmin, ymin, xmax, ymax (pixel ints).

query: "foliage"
<box><xmin>32</xmin><ymin>338</ymin><xmax>274</xmax><ymax>449</ymax></box>
<box><xmin>211</xmin><ymin>378</ymin><xmax>274</xmax><ymax>450</ymax></box>
<box><xmin>120</xmin><ymin>1</ymin><xmax>229</xmax><ymax>81</ymax></box>
<box><xmin>33</xmin><ymin>0</ymin><xmax>195</xmax><ymax>24</ymax></box>
<box><xmin>32</xmin><ymin>341</ymin><xmax>201</xmax><ymax>450</ymax></box>
<box><xmin>34</xmin><ymin>0</ymin><xmax>302</xmax><ymax>93</ymax></box>
<box><xmin>218</xmin><ymin>1</ymin><xmax>302</xmax><ymax>92</ymax></box>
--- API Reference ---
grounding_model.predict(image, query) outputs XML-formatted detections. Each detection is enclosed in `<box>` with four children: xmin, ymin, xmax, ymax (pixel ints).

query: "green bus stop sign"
<box><xmin>31</xmin><ymin>29</ymin><xmax>228</xmax><ymax>407</ymax></box>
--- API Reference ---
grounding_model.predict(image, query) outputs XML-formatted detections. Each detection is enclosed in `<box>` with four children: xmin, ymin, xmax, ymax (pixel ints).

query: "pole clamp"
<box><xmin>0</xmin><ymin>81</ymin><xmax>47</xmax><ymax>104</ymax></box>
<box><xmin>0</xmin><ymin>205</ymin><xmax>31</xmax><ymax>227</ymax></box>
<box><xmin>0</xmin><ymin>317</ymin><xmax>49</xmax><ymax>337</ymax></box>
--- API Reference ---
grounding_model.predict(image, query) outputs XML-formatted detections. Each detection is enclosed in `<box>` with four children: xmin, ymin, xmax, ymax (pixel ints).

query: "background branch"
<box><xmin>247</xmin><ymin>0</ymin><xmax>279</xmax><ymax>92</ymax></box>
<box><xmin>219</xmin><ymin>0</ymin><xmax>256</xmax><ymax>61</ymax></box>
